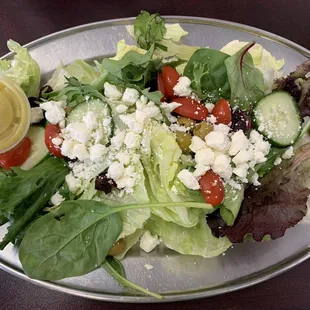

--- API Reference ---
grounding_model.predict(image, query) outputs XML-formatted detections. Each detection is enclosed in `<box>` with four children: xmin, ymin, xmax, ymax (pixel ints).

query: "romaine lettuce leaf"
<box><xmin>0</xmin><ymin>40</ymin><xmax>40</xmax><ymax>97</ymax></box>
<box><xmin>47</xmin><ymin>59</ymin><xmax>99</xmax><ymax>91</ymax></box>
<box><xmin>147</xmin><ymin>215</ymin><xmax>231</xmax><ymax>258</ymax></box>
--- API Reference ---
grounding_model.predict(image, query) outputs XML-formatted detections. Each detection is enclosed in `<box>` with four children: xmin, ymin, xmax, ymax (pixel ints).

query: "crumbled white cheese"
<box><xmin>229</xmin><ymin>130</ymin><xmax>249</xmax><ymax>156</ymax></box>
<box><xmin>120</xmin><ymin>114</ymin><xmax>144</xmax><ymax>134</ymax></box>
<box><xmin>135</xmin><ymin>95</ymin><xmax>148</xmax><ymax>110</ymax></box>
<box><xmin>228</xmin><ymin>179</ymin><xmax>242</xmax><ymax>190</ymax></box>
<box><xmin>205</xmin><ymin>103</ymin><xmax>215</xmax><ymax>113</ymax></box>
<box><xmin>115</xmin><ymin>152</ymin><xmax>131</xmax><ymax>166</ymax></box>
<box><xmin>274</xmin><ymin>156</ymin><xmax>282</xmax><ymax>166</ymax></box>
<box><xmin>144</xmin><ymin>264</ymin><xmax>154</xmax><ymax>270</ymax></box>
<box><xmin>177</xmin><ymin>169</ymin><xmax>200</xmax><ymax>190</ymax></box>
<box><xmin>50</xmin><ymin>191</ymin><xmax>65</xmax><ymax>206</ymax></box>
<box><xmin>104</xmin><ymin>82</ymin><xmax>122</xmax><ymax>100</ymax></box>
<box><xmin>282</xmin><ymin>146</ymin><xmax>294</xmax><ymax>159</ymax></box>
<box><xmin>233</xmin><ymin>163</ymin><xmax>249</xmax><ymax>180</ymax></box>
<box><xmin>121</xmin><ymin>87</ymin><xmax>139</xmax><ymax>105</ymax></box>
<box><xmin>30</xmin><ymin>107</ymin><xmax>44</xmax><ymax>123</ymax></box>
<box><xmin>107</xmin><ymin>162</ymin><xmax>124</xmax><ymax>181</ymax></box>
<box><xmin>205</xmin><ymin>131</ymin><xmax>230</xmax><ymax>152</ymax></box>
<box><xmin>207</xmin><ymin>115</ymin><xmax>217</xmax><ymax>124</ymax></box>
<box><xmin>190</xmin><ymin>136</ymin><xmax>207</xmax><ymax>153</ymax></box>
<box><xmin>65</xmin><ymin>173</ymin><xmax>81</xmax><ymax>193</ymax></box>
<box><xmin>82</xmin><ymin>111</ymin><xmax>98</xmax><ymax>130</ymax></box>
<box><xmin>65</xmin><ymin>123</ymin><xmax>91</xmax><ymax>144</ymax></box>
<box><xmin>195</xmin><ymin>148</ymin><xmax>214</xmax><ymax>166</ymax></box>
<box><xmin>41</xmin><ymin>100</ymin><xmax>66</xmax><ymax>124</ymax></box>
<box><xmin>61</xmin><ymin>140</ymin><xmax>76</xmax><ymax>159</ymax></box>
<box><xmin>250</xmin><ymin>172</ymin><xmax>261</xmax><ymax>186</ymax></box>
<box><xmin>193</xmin><ymin>164</ymin><xmax>210</xmax><ymax>178</ymax></box>
<box><xmin>89</xmin><ymin>144</ymin><xmax>107</xmax><ymax>162</ymax></box>
<box><xmin>52</xmin><ymin>137</ymin><xmax>63</xmax><ymax>146</ymax></box>
<box><xmin>111</xmin><ymin>131</ymin><xmax>126</xmax><ymax>150</ymax></box>
<box><xmin>140</xmin><ymin>231</ymin><xmax>160</xmax><ymax>253</ymax></box>
<box><xmin>212</xmin><ymin>154</ymin><xmax>232</xmax><ymax>181</ymax></box>
<box><xmin>160</xmin><ymin>102</ymin><xmax>182</xmax><ymax>123</ymax></box>
<box><xmin>115</xmin><ymin>104</ymin><xmax>128</xmax><ymax>114</ymax></box>
<box><xmin>124</xmin><ymin>132</ymin><xmax>141</xmax><ymax>149</ymax></box>
<box><xmin>73</xmin><ymin>143</ymin><xmax>89</xmax><ymax>161</ymax></box>
<box><xmin>169</xmin><ymin>123</ymin><xmax>190</xmax><ymax>133</ymax></box>
<box><xmin>173</xmin><ymin>76</ymin><xmax>192</xmax><ymax>97</ymax></box>
<box><xmin>213</xmin><ymin>123</ymin><xmax>230</xmax><ymax>135</ymax></box>
<box><xmin>232</xmin><ymin>150</ymin><xmax>253</xmax><ymax>166</ymax></box>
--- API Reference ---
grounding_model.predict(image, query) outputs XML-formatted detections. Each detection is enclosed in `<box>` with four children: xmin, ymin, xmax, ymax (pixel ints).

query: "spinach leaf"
<box><xmin>19</xmin><ymin>200</ymin><xmax>122</xmax><ymax>281</ymax></box>
<box><xmin>19</xmin><ymin>201</ymin><xmax>211</xmax><ymax>281</ymax></box>
<box><xmin>183</xmin><ymin>48</ymin><xmax>230</xmax><ymax>103</ymax></box>
<box><xmin>224</xmin><ymin>42</ymin><xmax>264</xmax><ymax>111</ymax></box>
<box><xmin>102</xmin><ymin>256</ymin><xmax>163</xmax><ymax>300</ymax></box>
<box><xmin>101</xmin><ymin>45</ymin><xmax>158</xmax><ymax>88</ymax></box>
<box><xmin>0</xmin><ymin>157</ymin><xmax>69</xmax><ymax>249</ymax></box>
<box><xmin>134</xmin><ymin>11</ymin><xmax>166</xmax><ymax>50</ymax></box>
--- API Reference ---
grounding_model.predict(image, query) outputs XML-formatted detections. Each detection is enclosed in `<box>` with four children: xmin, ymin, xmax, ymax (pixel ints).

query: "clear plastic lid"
<box><xmin>0</xmin><ymin>76</ymin><xmax>31</xmax><ymax>154</ymax></box>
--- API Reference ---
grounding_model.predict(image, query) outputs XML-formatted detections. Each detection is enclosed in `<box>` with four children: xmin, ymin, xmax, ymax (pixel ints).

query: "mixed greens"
<box><xmin>0</xmin><ymin>11</ymin><xmax>310</xmax><ymax>299</ymax></box>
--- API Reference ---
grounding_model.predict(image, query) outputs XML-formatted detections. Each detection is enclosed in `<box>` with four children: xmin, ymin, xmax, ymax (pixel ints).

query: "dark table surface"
<box><xmin>1</xmin><ymin>1</ymin><xmax>310</xmax><ymax>309</ymax></box>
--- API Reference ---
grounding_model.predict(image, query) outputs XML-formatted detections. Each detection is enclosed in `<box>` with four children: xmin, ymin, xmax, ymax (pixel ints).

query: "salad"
<box><xmin>1</xmin><ymin>11</ymin><xmax>310</xmax><ymax>299</ymax></box>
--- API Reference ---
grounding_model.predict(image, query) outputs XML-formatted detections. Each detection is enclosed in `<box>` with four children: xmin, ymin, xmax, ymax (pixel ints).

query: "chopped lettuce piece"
<box><xmin>147</xmin><ymin>215</ymin><xmax>231</xmax><ymax>258</ymax></box>
<box><xmin>0</xmin><ymin>40</ymin><xmax>40</xmax><ymax>97</ymax></box>
<box><xmin>47</xmin><ymin>60</ymin><xmax>99</xmax><ymax>91</ymax></box>
<box><xmin>142</xmin><ymin>122</ymin><xmax>206</xmax><ymax>227</ymax></box>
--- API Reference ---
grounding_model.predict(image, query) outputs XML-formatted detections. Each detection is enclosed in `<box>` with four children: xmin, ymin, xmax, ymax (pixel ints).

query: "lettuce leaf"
<box><xmin>0</xmin><ymin>40</ymin><xmax>40</xmax><ymax>97</ymax></box>
<box><xmin>134</xmin><ymin>11</ymin><xmax>166</xmax><ymax>50</ymax></box>
<box><xmin>142</xmin><ymin>122</ymin><xmax>206</xmax><ymax>227</ymax></box>
<box><xmin>208</xmin><ymin>143</ymin><xmax>310</xmax><ymax>242</ymax></box>
<box><xmin>220</xmin><ymin>185</ymin><xmax>244</xmax><ymax>226</ymax></box>
<box><xmin>47</xmin><ymin>59</ymin><xmax>99</xmax><ymax>91</ymax></box>
<box><xmin>147</xmin><ymin>215</ymin><xmax>231</xmax><ymax>258</ymax></box>
<box><xmin>224</xmin><ymin>42</ymin><xmax>265</xmax><ymax>111</ymax></box>
<box><xmin>221</xmin><ymin>40</ymin><xmax>284</xmax><ymax>93</ymax></box>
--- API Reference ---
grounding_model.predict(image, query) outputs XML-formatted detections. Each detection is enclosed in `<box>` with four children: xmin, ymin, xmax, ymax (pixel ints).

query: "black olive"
<box><xmin>95</xmin><ymin>172</ymin><xmax>116</xmax><ymax>194</ymax></box>
<box><xmin>231</xmin><ymin>108</ymin><xmax>247</xmax><ymax>132</ymax></box>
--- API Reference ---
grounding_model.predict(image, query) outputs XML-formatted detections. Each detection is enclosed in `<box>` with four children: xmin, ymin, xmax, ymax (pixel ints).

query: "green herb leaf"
<box><xmin>134</xmin><ymin>11</ymin><xmax>166</xmax><ymax>50</ymax></box>
<box><xmin>102</xmin><ymin>256</ymin><xmax>163</xmax><ymax>300</ymax></box>
<box><xmin>183</xmin><ymin>48</ymin><xmax>230</xmax><ymax>103</ymax></box>
<box><xmin>19</xmin><ymin>201</ymin><xmax>212</xmax><ymax>280</ymax></box>
<box><xmin>224</xmin><ymin>42</ymin><xmax>265</xmax><ymax>111</ymax></box>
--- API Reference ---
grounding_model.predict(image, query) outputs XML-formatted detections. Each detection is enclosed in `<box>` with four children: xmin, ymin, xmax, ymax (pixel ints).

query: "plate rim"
<box><xmin>1</xmin><ymin>16</ymin><xmax>310</xmax><ymax>303</ymax></box>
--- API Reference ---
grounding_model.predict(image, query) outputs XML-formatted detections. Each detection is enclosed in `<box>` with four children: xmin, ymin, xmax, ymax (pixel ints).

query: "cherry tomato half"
<box><xmin>171</xmin><ymin>97</ymin><xmax>208</xmax><ymax>121</ymax></box>
<box><xmin>162</xmin><ymin>65</ymin><xmax>180</xmax><ymax>99</ymax></box>
<box><xmin>45</xmin><ymin>124</ymin><xmax>63</xmax><ymax>158</ymax></box>
<box><xmin>157</xmin><ymin>72</ymin><xmax>168</xmax><ymax>102</ymax></box>
<box><xmin>0</xmin><ymin>137</ymin><xmax>32</xmax><ymax>169</ymax></box>
<box><xmin>199</xmin><ymin>170</ymin><xmax>224</xmax><ymax>207</ymax></box>
<box><xmin>212</xmin><ymin>98</ymin><xmax>232</xmax><ymax>125</ymax></box>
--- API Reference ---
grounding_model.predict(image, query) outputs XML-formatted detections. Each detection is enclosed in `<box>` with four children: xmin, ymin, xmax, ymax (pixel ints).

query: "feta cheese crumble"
<box><xmin>104</xmin><ymin>82</ymin><xmax>122</xmax><ymax>100</ymax></box>
<box><xmin>50</xmin><ymin>191</ymin><xmax>65</xmax><ymax>206</ymax></box>
<box><xmin>177</xmin><ymin>170</ymin><xmax>200</xmax><ymax>190</ymax></box>
<box><xmin>173</xmin><ymin>76</ymin><xmax>192</xmax><ymax>97</ymax></box>
<box><xmin>30</xmin><ymin>107</ymin><xmax>44</xmax><ymax>123</ymax></box>
<box><xmin>40</xmin><ymin>100</ymin><xmax>66</xmax><ymax>124</ymax></box>
<box><xmin>140</xmin><ymin>231</ymin><xmax>160</xmax><ymax>253</ymax></box>
<box><xmin>282</xmin><ymin>146</ymin><xmax>294</xmax><ymax>159</ymax></box>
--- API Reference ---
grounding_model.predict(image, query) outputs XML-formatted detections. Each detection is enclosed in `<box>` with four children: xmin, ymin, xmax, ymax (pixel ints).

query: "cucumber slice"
<box><xmin>20</xmin><ymin>126</ymin><xmax>49</xmax><ymax>170</ymax></box>
<box><xmin>253</xmin><ymin>91</ymin><xmax>301</xmax><ymax>147</ymax></box>
<box><xmin>67</xmin><ymin>98</ymin><xmax>113</xmax><ymax>145</ymax></box>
